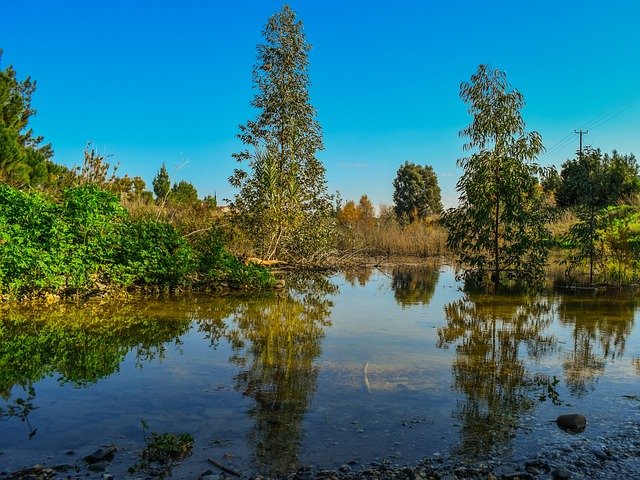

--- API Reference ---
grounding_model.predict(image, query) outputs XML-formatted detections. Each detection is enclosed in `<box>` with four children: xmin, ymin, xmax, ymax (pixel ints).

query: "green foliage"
<box><xmin>444</xmin><ymin>64</ymin><xmax>550</xmax><ymax>291</ymax></box>
<box><xmin>532</xmin><ymin>374</ymin><xmax>564</xmax><ymax>406</ymax></box>
<box><xmin>191</xmin><ymin>227</ymin><xmax>275</xmax><ymax>288</ymax></box>
<box><xmin>392</xmin><ymin>161</ymin><xmax>442</xmax><ymax>221</ymax></box>
<box><xmin>558</xmin><ymin>148</ymin><xmax>640</xmax><ymax>284</ymax></box>
<box><xmin>115</xmin><ymin>219</ymin><xmax>195</xmax><ymax>287</ymax></box>
<box><xmin>0</xmin><ymin>183</ymin><xmax>273</xmax><ymax>299</ymax></box>
<box><xmin>139</xmin><ymin>420</ymin><xmax>194</xmax><ymax>465</ymax></box>
<box><xmin>230</xmin><ymin>5</ymin><xmax>333</xmax><ymax>261</ymax></box>
<box><xmin>170</xmin><ymin>179</ymin><xmax>199</xmax><ymax>205</ymax></box>
<box><xmin>0</xmin><ymin>49</ymin><xmax>59</xmax><ymax>188</ymax></box>
<box><xmin>564</xmin><ymin>204</ymin><xmax>640</xmax><ymax>285</ymax></box>
<box><xmin>0</xmin><ymin>385</ymin><xmax>37</xmax><ymax>438</ymax></box>
<box><xmin>556</xmin><ymin>148</ymin><xmax>640</xmax><ymax>208</ymax></box>
<box><xmin>152</xmin><ymin>163</ymin><xmax>170</xmax><ymax>202</ymax></box>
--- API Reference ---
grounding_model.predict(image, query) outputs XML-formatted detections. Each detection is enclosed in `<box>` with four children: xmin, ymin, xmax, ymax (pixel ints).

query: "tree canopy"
<box><xmin>444</xmin><ymin>64</ymin><xmax>549</xmax><ymax>291</ymax></box>
<box><xmin>171</xmin><ymin>179</ymin><xmax>199</xmax><ymax>205</ymax></box>
<box><xmin>555</xmin><ymin>148</ymin><xmax>640</xmax><ymax>208</ymax></box>
<box><xmin>392</xmin><ymin>161</ymin><xmax>442</xmax><ymax>222</ymax></box>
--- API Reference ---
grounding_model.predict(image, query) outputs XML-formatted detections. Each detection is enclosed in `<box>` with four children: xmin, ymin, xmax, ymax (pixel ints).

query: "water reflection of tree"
<box><xmin>633</xmin><ymin>356</ymin><xmax>640</xmax><ymax>375</ymax></box>
<box><xmin>556</xmin><ymin>294</ymin><xmax>636</xmax><ymax>396</ymax></box>
<box><xmin>438</xmin><ymin>294</ymin><xmax>556</xmax><ymax>455</ymax></box>
<box><xmin>0</xmin><ymin>303</ymin><xmax>193</xmax><ymax>438</ymax></box>
<box><xmin>390</xmin><ymin>266</ymin><xmax>440</xmax><ymax>308</ymax></box>
<box><xmin>228</xmin><ymin>273</ymin><xmax>335</xmax><ymax>476</ymax></box>
<box><xmin>343</xmin><ymin>267</ymin><xmax>374</xmax><ymax>287</ymax></box>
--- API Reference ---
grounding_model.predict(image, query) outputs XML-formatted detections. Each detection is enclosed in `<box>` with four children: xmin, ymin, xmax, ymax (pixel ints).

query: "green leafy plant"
<box><xmin>137</xmin><ymin>420</ymin><xmax>194</xmax><ymax>467</ymax></box>
<box><xmin>444</xmin><ymin>64</ymin><xmax>550</xmax><ymax>292</ymax></box>
<box><xmin>533</xmin><ymin>374</ymin><xmax>564</xmax><ymax>406</ymax></box>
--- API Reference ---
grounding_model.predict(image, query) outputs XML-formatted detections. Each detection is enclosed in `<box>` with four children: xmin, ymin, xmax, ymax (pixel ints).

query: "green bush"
<box><xmin>0</xmin><ymin>183</ymin><xmax>273</xmax><ymax>299</ymax></box>
<box><xmin>114</xmin><ymin>220</ymin><xmax>195</xmax><ymax>287</ymax></box>
<box><xmin>191</xmin><ymin>227</ymin><xmax>274</xmax><ymax>288</ymax></box>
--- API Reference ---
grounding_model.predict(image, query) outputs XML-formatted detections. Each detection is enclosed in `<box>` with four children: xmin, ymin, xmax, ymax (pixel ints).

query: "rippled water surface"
<box><xmin>2</xmin><ymin>264</ymin><xmax>640</xmax><ymax>477</ymax></box>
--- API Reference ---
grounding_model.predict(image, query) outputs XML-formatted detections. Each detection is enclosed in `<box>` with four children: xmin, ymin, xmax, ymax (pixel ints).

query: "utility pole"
<box><xmin>575</xmin><ymin>129</ymin><xmax>588</xmax><ymax>159</ymax></box>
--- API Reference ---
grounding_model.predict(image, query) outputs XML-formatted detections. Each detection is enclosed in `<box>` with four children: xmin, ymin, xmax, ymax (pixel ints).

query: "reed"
<box><xmin>334</xmin><ymin>215</ymin><xmax>447</xmax><ymax>258</ymax></box>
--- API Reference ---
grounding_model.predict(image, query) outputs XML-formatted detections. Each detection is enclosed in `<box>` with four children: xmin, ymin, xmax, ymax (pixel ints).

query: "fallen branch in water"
<box><xmin>208</xmin><ymin>458</ymin><xmax>242</xmax><ymax>477</ymax></box>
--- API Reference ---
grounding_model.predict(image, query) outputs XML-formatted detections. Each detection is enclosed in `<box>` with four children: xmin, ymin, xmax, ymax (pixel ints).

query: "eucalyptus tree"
<box><xmin>392</xmin><ymin>161</ymin><xmax>442</xmax><ymax>222</ymax></box>
<box><xmin>444</xmin><ymin>65</ymin><xmax>549</xmax><ymax>291</ymax></box>
<box><xmin>230</xmin><ymin>5</ymin><xmax>332</xmax><ymax>261</ymax></box>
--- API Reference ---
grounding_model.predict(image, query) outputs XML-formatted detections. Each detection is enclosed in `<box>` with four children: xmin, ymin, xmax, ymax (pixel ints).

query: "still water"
<box><xmin>1</xmin><ymin>264</ymin><xmax>640</xmax><ymax>477</ymax></box>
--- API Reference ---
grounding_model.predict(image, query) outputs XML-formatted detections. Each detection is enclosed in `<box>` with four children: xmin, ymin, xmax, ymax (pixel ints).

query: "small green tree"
<box><xmin>392</xmin><ymin>161</ymin><xmax>442</xmax><ymax>222</ymax></box>
<box><xmin>230</xmin><ymin>4</ymin><xmax>332</xmax><ymax>261</ymax></box>
<box><xmin>444</xmin><ymin>64</ymin><xmax>549</xmax><ymax>291</ymax></box>
<box><xmin>170</xmin><ymin>180</ymin><xmax>198</xmax><ymax>205</ymax></box>
<box><xmin>152</xmin><ymin>163</ymin><xmax>170</xmax><ymax>203</ymax></box>
<box><xmin>560</xmin><ymin>148</ymin><xmax>634</xmax><ymax>284</ymax></box>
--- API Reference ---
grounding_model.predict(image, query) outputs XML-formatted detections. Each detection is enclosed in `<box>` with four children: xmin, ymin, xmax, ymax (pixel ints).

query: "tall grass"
<box><xmin>334</xmin><ymin>215</ymin><xmax>447</xmax><ymax>259</ymax></box>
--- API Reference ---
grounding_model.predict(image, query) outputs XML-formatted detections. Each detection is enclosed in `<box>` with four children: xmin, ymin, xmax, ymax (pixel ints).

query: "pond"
<box><xmin>1</xmin><ymin>263</ymin><xmax>640</xmax><ymax>478</ymax></box>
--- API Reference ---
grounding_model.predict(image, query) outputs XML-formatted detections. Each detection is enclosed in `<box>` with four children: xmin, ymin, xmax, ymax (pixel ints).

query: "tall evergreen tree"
<box><xmin>230</xmin><ymin>4</ymin><xmax>332</xmax><ymax>261</ymax></box>
<box><xmin>444</xmin><ymin>65</ymin><xmax>549</xmax><ymax>291</ymax></box>
<box><xmin>0</xmin><ymin>49</ymin><xmax>57</xmax><ymax>187</ymax></box>
<box><xmin>152</xmin><ymin>163</ymin><xmax>170</xmax><ymax>202</ymax></box>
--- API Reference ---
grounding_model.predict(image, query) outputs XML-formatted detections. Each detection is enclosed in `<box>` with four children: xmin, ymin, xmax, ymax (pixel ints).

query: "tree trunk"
<box><xmin>494</xmin><ymin>194</ymin><xmax>500</xmax><ymax>292</ymax></box>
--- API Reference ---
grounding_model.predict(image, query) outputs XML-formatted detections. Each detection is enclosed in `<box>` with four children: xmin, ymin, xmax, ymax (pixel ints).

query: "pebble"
<box><xmin>401</xmin><ymin>466</ymin><xmax>417</xmax><ymax>479</ymax></box>
<box><xmin>87</xmin><ymin>460</ymin><xmax>109</xmax><ymax>472</ymax></box>
<box><xmin>592</xmin><ymin>449</ymin><xmax>609</xmax><ymax>461</ymax></box>
<box><xmin>552</xmin><ymin>467</ymin><xmax>572</xmax><ymax>479</ymax></box>
<box><xmin>84</xmin><ymin>446</ymin><xmax>117</xmax><ymax>464</ymax></box>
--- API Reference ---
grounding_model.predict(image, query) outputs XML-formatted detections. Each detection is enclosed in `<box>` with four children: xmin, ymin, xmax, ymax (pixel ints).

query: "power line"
<box><xmin>541</xmin><ymin>80</ymin><xmax>640</xmax><ymax>163</ymax></box>
<box><xmin>579</xmin><ymin>80</ymin><xmax>640</xmax><ymax>132</ymax></box>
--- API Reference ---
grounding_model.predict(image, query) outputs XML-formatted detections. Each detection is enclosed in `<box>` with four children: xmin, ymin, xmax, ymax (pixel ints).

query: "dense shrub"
<box><xmin>0</xmin><ymin>183</ymin><xmax>273</xmax><ymax>300</ymax></box>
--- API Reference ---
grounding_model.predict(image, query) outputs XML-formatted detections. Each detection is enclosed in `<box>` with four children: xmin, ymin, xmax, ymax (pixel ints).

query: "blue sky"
<box><xmin>2</xmin><ymin>1</ymin><xmax>640</xmax><ymax>208</ymax></box>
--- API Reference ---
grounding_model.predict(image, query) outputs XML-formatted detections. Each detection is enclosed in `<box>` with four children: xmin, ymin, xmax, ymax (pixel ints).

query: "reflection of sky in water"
<box><xmin>1</xmin><ymin>266</ymin><xmax>640</xmax><ymax>477</ymax></box>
